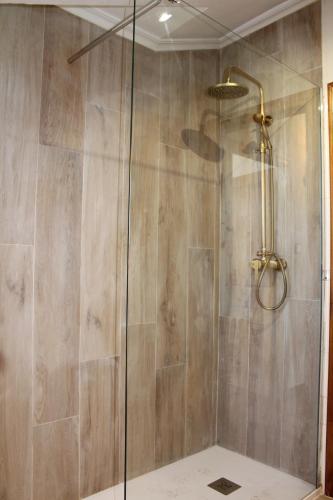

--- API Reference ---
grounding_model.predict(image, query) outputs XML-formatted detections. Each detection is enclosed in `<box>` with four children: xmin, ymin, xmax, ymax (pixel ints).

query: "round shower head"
<box><xmin>208</xmin><ymin>81</ymin><xmax>249</xmax><ymax>99</ymax></box>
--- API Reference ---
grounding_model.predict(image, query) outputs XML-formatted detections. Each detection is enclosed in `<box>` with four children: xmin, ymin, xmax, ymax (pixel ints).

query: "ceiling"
<box><xmin>63</xmin><ymin>0</ymin><xmax>316</xmax><ymax>51</ymax></box>
<box><xmin>132</xmin><ymin>0</ymin><xmax>301</xmax><ymax>31</ymax></box>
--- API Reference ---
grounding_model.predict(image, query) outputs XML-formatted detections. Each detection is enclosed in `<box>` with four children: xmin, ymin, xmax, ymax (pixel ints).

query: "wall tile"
<box><xmin>87</xmin><ymin>27</ymin><xmax>124</xmax><ymax>111</ymax></box>
<box><xmin>40</xmin><ymin>7</ymin><xmax>88</xmax><ymax>151</ymax></box>
<box><xmin>247</xmin><ymin>299</ymin><xmax>285</xmax><ymax>468</ymax></box>
<box><xmin>34</xmin><ymin>145</ymin><xmax>82</xmax><ymax>423</ymax></box>
<box><xmin>0</xmin><ymin>6</ymin><xmax>44</xmax><ymax>143</ymax></box>
<box><xmin>80</xmin><ymin>357</ymin><xmax>119</xmax><ymax>497</ymax></box>
<box><xmin>220</xmin><ymin>285</ymin><xmax>251</xmax><ymax>319</ymax></box>
<box><xmin>212</xmin><ymin>163</ymin><xmax>221</xmax><ymax>440</ymax></box>
<box><xmin>281</xmin><ymin>299</ymin><xmax>321</xmax><ymax>483</ymax></box>
<box><xmin>245</xmin><ymin>21</ymin><xmax>283</xmax><ymax>57</ymax></box>
<box><xmin>186</xmin><ymin>249</ymin><xmax>214</xmax><ymax>454</ymax></box>
<box><xmin>186</xmin><ymin>51</ymin><xmax>220</xmax><ymax>248</ymax></box>
<box><xmin>186</xmin><ymin>155</ymin><xmax>219</xmax><ymax>249</ymax></box>
<box><xmin>217</xmin><ymin>316</ymin><xmax>249</xmax><ymax>454</ymax></box>
<box><xmin>189</xmin><ymin>50</ymin><xmax>219</xmax><ymax>131</ymax></box>
<box><xmin>0</xmin><ymin>140</ymin><xmax>38</xmax><ymax>245</ymax></box>
<box><xmin>155</xmin><ymin>365</ymin><xmax>185</xmax><ymax>467</ymax></box>
<box><xmin>285</xmin><ymin>92</ymin><xmax>321</xmax><ymax>300</ymax></box>
<box><xmin>132</xmin><ymin>42</ymin><xmax>161</xmax><ymax>98</ymax></box>
<box><xmin>33</xmin><ymin>418</ymin><xmax>79</xmax><ymax>500</ymax></box>
<box><xmin>326</xmin><ymin>422</ymin><xmax>333</xmax><ymax>495</ymax></box>
<box><xmin>157</xmin><ymin>144</ymin><xmax>187</xmax><ymax>367</ymax></box>
<box><xmin>127</xmin><ymin>324</ymin><xmax>156</xmax><ymax>479</ymax></box>
<box><xmin>220</xmin><ymin>117</ymin><xmax>251</xmax><ymax>292</ymax></box>
<box><xmin>0</xmin><ymin>245</ymin><xmax>33</xmax><ymax>500</ymax></box>
<box><xmin>160</xmin><ymin>51</ymin><xmax>189</xmax><ymax>149</ymax></box>
<box><xmin>81</xmin><ymin>105</ymin><xmax>122</xmax><ymax>361</ymax></box>
<box><xmin>0</xmin><ymin>5</ymin><xmax>44</xmax><ymax>245</ymax></box>
<box><xmin>127</xmin><ymin>91</ymin><xmax>159</xmax><ymax>325</ymax></box>
<box><xmin>281</xmin><ymin>1</ymin><xmax>322</xmax><ymax>86</ymax></box>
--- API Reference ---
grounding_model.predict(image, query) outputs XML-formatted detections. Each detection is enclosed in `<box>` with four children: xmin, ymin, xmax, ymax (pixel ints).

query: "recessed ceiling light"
<box><xmin>159</xmin><ymin>12</ymin><xmax>173</xmax><ymax>23</ymax></box>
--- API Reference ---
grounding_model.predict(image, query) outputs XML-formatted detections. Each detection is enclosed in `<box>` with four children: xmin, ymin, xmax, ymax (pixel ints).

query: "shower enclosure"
<box><xmin>125</xmin><ymin>1</ymin><xmax>322</xmax><ymax>498</ymax></box>
<box><xmin>0</xmin><ymin>1</ymin><xmax>322</xmax><ymax>499</ymax></box>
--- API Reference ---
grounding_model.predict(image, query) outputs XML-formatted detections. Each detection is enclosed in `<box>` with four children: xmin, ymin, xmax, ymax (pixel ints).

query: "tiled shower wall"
<box><xmin>0</xmin><ymin>2</ymin><xmax>324</xmax><ymax>498</ymax></box>
<box><xmin>0</xmin><ymin>5</ymin><xmax>220</xmax><ymax>499</ymax></box>
<box><xmin>127</xmin><ymin>47</ymin><xmax>221</xmax><ymax>478</ymax></box>
<box><xmin>0</xmin><ymin>6</ymin><xmax>130</xmax><ymax>499</ymax></box>
<box><xmin>218</xmin><ymin>0</ymin><xmax>322</xmax><ymax>485</ymax></box>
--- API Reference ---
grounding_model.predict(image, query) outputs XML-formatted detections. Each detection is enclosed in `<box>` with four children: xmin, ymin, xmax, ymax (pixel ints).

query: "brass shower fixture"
<box><xmin>209</xmin><ymin>66</ymin><xmax>288</xmax><ymax>311</ymax></box>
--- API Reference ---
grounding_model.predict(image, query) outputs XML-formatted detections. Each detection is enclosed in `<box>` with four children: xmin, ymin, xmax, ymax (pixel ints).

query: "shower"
<box><xmin>209</xmin><ymin>66</ymin><xmax>288</xmax><ymax>310</ymax></box>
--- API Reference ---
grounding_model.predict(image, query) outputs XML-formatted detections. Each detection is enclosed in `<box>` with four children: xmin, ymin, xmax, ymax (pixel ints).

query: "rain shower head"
<box><xmin>208</xmin><ymin>81</ymin><xmax>249</xmax><ymax>100</ymax></box>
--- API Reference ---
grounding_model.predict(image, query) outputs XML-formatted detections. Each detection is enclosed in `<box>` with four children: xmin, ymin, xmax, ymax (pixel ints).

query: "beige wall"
<box><xmin>218</xmin><ymin>0</ymin><xmax>322</xmax><ymax>484</ymax></box>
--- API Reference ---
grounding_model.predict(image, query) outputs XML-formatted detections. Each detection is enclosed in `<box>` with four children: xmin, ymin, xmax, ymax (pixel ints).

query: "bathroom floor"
<box><xmin>86</xmin><ymin>446</ymin><xmax>314</xmax><ymax>500</ymax></box>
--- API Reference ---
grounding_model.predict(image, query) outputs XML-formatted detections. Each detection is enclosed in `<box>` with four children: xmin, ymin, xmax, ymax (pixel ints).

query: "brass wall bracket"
<box><xmin>253</xmin><ymin>113</ymin><xmax>273</xmax><ymax>126</ymax></box>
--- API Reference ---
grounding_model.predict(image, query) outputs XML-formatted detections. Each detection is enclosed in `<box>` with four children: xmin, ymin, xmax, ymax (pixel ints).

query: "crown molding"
<box><xmin>230</xmin><ymin>0</ymin><xmax>317</xmax><ymax>39</ymax></box>
<box><xmin>64</xmin><ymin>6</ymin><xmax>160</xmax><ymax>50</ymax></box>
<box><xmin>156</xmin><ymin>37</ymin><xmax>221</xmax><ymax>51</ymax></box>
<box><xmin>64</xmin><ymin>0</ymin><xmax>318</xmax><ymax>52</ymax></box>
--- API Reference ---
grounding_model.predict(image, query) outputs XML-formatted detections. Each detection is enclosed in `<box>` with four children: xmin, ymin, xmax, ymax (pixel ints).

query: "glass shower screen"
<box><xmin>125</xmin><ymin>2</ymin><xmax>322</xmax><ymax>500</ymax></box>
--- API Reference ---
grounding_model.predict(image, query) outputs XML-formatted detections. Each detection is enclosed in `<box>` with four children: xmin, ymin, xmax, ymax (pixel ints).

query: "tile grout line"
<box><xmin>188</xmin><ymin>246</ymin><xmax>215</xmax><ymax>251</ymax></box>
<box><xmin>215</xmin><ymin>48</ymin><xmax>223</xmax><ymax>446</ymax></box>
<box><xmin>31</xmin><ymin>6</ymin><xmax>46</xmax><ymax>499</ymax></box>
<box><xmin>32</xmin><ymin>414</ymin><xmax>79</xmax><ymax>429</ymax></box>
<box><xmin>279</xmin><ymin>297</ymin><xmax>287</xmax><ymax>469</ymax></box>
<box><xmin>246</xmin><ymin>111</ymin><xmax>253</xmax><ymax>457</ymax></box>
<box><xmin>153</xmin><ymin>53</ymin><xmax>161</xmax><ymax>470</ymax></box>
<box><xmin>0</xmin><ymin>242</ymin><xmax>34</xmax><ymax>247</ymax></box>
<box><xmin>111</xmin><ymin>41</ymin><xmax>125</xmax><ymax>487</ymax></box>
<box><xmin>153</xmin><ymin>48</ymin><xmax>163</xmax><ymax>469</ymax></box>
<box><xmin>184</xmin><ymin>49</ymin><xmax>192</xmax><ymax>457</ymax></box>
<box><xmin>78</xmin><ymin>19</ymin><xmax>90</xmax><ymax>499</ymax></box>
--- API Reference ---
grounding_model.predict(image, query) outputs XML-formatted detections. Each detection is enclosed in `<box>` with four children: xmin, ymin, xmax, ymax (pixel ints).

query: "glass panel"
<box><xmin>0</xmin><ymin>4</ymin><xmax>134</xmax><ymax>500</ymax></box>
<box><xmin>126</xmin><ymin>1</ymin><xmax>322</xmax><ymax>499</ymax></box>
<box><xmin>0</xmin><ymin>1</ymin><xmax>322</xmax><ymax>500</ymax></box>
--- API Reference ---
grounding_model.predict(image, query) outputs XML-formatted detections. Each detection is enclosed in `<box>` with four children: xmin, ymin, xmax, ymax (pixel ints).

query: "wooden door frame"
<box><xmin>326</xmin><ymin>82</ymin><xmax>333</xmax><ymax>496</ymax></box>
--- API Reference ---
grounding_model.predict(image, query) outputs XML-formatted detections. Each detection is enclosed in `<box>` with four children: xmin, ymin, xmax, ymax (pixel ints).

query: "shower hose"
<box><xmin>255</xmin><ymin>252</ymin><xmax>288</xmax><ymax>311</ymax></box>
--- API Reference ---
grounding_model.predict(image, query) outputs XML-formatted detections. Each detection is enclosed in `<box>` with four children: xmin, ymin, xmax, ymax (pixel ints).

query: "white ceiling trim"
<box><xmin>64</xmin><ymin>6</ymin><xmax>161</xmax><ymax>50</ymax></box>
<box><xmin>231</xmin><ymin>0</ymin><xmax>317</xmax><ymax>39</ymax></box>
<box><xmin>64</xmin><ymin>0</ymin><xmax>317</xmax><ymax>52</ymax></box>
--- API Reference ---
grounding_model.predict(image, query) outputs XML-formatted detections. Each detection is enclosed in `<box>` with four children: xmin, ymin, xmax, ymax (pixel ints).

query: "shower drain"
<box><xmin>208</xmin><ymin>477</ymin><xmax>241</xmax><ymax>495</ymax></box>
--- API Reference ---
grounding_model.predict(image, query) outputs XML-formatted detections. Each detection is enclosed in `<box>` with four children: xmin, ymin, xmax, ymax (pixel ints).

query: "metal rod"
<box><xmin>223</xmin><ymin>66</ymin><xmax>265</xmax><ymax>116</ymax></box>
<box><xmin>68</xmin><ymin>0</ymin><xmax>162</xmax><ymax>64</ymax></box>
<box><xmin>268</xmin><ymin>142</ymin><xmax>274</xmax><ymax>253</ymax></box>
<box><xmin>260</xmin><ymin>137</ymin><xmax>267</xmax><ymax>253</ymax></box>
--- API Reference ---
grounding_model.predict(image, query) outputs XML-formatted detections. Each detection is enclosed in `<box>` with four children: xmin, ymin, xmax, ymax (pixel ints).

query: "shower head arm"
<box><xmin>223</xmin><ymin>66</ymin><xmax>265</xmax><ymax>117</ymax></box>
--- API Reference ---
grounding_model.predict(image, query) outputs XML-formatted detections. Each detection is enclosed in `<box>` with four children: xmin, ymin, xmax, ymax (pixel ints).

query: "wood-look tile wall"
<box><xmin>0</xmin><ymin>6</ymin><xmax>129</xmax><ymax>499</ymax></box>
<box><xmin>126</xmin><ymin>47</ymin><xmax>220</xmax><ymax>474</ymax></box>
<box><xmin>217</xmin><ymin>1</ymin><xmax>322</xmax><ymax>484</ymax></box>
<box><xmin>1</xmin><ymin>2</ymin><xmax>321</xmax><ymax>496</ymax></box>
<box><xmin>0</xmin><ymin>6</ymin><xmax>221</xmax><ymax>498</ymax></box>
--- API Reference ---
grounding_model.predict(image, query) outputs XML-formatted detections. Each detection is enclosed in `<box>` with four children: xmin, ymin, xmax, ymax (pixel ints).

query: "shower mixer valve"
<box><xmin>250</xmin><ymin>253</ymin><xmax>287</xmax><ymax>278</ymax></box>
<box><xmin>250</xmin><ymin>250</ymin><xmax>288</xmax><ymax>311</ymax></box>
